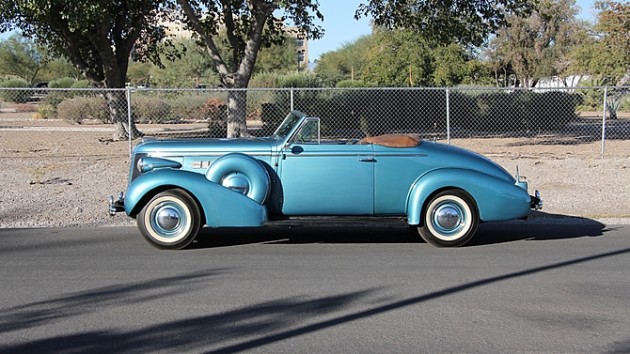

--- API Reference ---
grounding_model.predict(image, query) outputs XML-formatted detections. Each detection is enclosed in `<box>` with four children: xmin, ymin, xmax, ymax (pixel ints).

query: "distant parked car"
<box><xmin>109</xmin><ymin>111</ymin><xmax>542</xmax><ymax>249</ymax></box>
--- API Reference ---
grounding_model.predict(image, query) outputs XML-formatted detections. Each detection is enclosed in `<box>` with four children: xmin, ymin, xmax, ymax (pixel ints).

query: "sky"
<box><xmin>307</xmin><ymin>0</ymin><xmax>598</xmax><ymax>62</ymax></box>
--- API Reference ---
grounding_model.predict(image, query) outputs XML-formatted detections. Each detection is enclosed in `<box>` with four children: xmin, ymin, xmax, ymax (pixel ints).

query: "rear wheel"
<box><xmin>137</xmin><ymin>189</ymin><xmax>201</xmax><ymax>250</ymax></box>
<box><xmin>418</xmin><ymin>189</ymin><xmax>478</xmax><ymax>247</ymax></box>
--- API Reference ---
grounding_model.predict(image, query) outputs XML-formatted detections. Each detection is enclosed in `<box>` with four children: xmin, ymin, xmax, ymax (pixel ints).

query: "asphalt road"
<box><xmin>1</xmin><ymin>222</ymin><xmax>629</xmax><ymax>353</ymax></box>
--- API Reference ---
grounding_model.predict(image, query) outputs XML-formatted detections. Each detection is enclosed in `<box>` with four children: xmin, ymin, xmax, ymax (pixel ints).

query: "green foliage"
<box><xmin>0</xmin><ymin>78</ymin><xmax>31</xmax><ymax>103</ymax></box>
<box><xmin>452</xmin><ymin>89</ymin><xmax>582</xmax><ymax>131</ymax></box>
<box><xmin>488</xmin><ymin>0</ymin><xmax>584</xmax><ymax>87</ymax></box>
<box><xmin>149</xmin><ymin>39</ymin><xmax>218</xmax><ymax>88</ymax></box>
<box><xmin>48</xmin><ymin>77</ymin><xmax>78</xmax><ymax>88</ymax></box>
<box><xmin>254</xmin><ymin>35</ymin><xmax>300</xmax><ymax>74</ymax></box>
<box><xmin>0</xmin><ymin>1</ymin><xmax>167</xmax><ymax>89</ymax></box>
<box><xmin>361</xmin><ymin>29</ymin><xmax>434</xmax><ymax>87</ymax></box>
<box><xmin>355</xmin><ymin>0</ymin><xmax>534</xmax><ymax>47</ymax></box>
<box><xmin>0</xmin><ymin>35</ymin><xmax>49</xmax><ymax>84</ymax></box>
<box><xmin>314</xmin><ymin>36</ymin><xmax>373</xmax><ymax>86</ymax></box>
<box><xmin>159</xmin><ymin>92</ymin><xmax>223</xmax><ymax>121</ymax></box>
<box><xmin>36</xmin><ymin>104</ymin><xmax>56</xmax><ymax>119</ymax></box>
<box><xmin>131</xmin><ymin>96</ymin><xmax>173</xmax><ymax>123</ymax></box>
<box><xmin>335</xmin><ymin>80</ymin><xmax>370</xmax><ymax>88</ymax></box>
<box><xmin>56</xmin><ymin>96</ymin><xmax>109</xmax><ymax>124</ymax></box>
<box><xmin>278</xmin><ymin>73</ymin><xmax>322</xmax><ymax>88</ymax></box>
<box><xmin>249</xmin><ymin>73</ymin><xmax>281</xmax><ymax>88</ymax></box>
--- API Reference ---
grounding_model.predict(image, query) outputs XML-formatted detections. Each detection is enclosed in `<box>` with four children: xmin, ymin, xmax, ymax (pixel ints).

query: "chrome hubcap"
<box><xmin>222</xmin><ymin>173</ymin><xmax>250</xmax><ymax>195</ymax></box>
<box><xmin>156</xmin><ymin>206</ymin><xmax>181</xmax><ymax>231</ymax></box>
<box><xmin>432</xmin><ymin>202</ymin><xmax>465</xmax><ymax>235</ymax></box>
<box><xmin>151</xmin><ymin>202</ymin><xmax>187</xmax><ymax>238</ymax></box>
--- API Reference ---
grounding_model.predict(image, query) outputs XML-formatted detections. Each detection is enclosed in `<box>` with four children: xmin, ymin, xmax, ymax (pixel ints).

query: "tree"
<box><xmin>570</xmin><ymin>0</ymin><xmax>630</xmax><ymax>118</ymax></box>
<box><xmin>595</xmin><ymin>0</ymin><xmax>630</xmax><ymax>84</ymax></box>
<box><xmin>489</xmin><ymin>0</ymin><xmax>585</xmax><ymax>87</ymax></box>
<box><xmin>0</xmin><ymin>35</ymin><xmax>49</xmax><ymax>84</ymax></box>
<box><xmin>355</xmin><ymin>0</ymin><xmax>534</xmax><ymax>47</ymax></box>
<box><xmin>0</xmin><ymin>0</ymin><xmax>167</xmax><ymax>140</ymax></box>
<box><xmin>314</xmin><ymin>35</ymin><xmax>373</xmax><ymax>87</ymax></box>
<box><xmin>171</xmin><ymin>0</ymin><xmax>324</xmax><ymax>137</ymax></box>
<box><xmin>147</xmin><ymin>39</ymin><xmax>218</xmax><ymax>88</ymax></box>
<box><xmin>360</xmin><ymin>29</ymin><xmax>434</xmax><ymax>86</ymax></box>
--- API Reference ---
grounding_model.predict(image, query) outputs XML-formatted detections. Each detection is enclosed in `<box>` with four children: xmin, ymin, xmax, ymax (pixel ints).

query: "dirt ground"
<box><xmin>1</xmin><ymin>113</ymin><xmax>629</xmax><ymax>229</ymax></box>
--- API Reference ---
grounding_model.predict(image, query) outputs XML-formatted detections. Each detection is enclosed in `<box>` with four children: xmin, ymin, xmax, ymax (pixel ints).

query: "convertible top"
<box><xmin>359</xmin><ymin>134</ymin><xmax>421</xmax><ymax>148</ymax></box>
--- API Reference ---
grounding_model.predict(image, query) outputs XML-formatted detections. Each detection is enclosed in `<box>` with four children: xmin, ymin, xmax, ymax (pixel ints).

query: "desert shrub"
<box><xmin>57</xmin><ymin>96</ymin><xmax>108</xmax><ymax>124</ymax></box>
<box><xmin>335</xmin><ymin>80</ymin><xmax>369</xmax><ymax>88</ymax></box>
<box><xmin>166</xmin><ymin>93</ymin><xmax>214</xmax><ymax>121</ymax></box>
<box><xmin>450</xmin><ymin>90</ymin><xmax>581</xmax><ymax>132</ymax></box>
<box><xmin>44</xmin><ymin>78</ymin><xmax>93</xmax><ymax>107</ymax></box>
<box><xmin>200</xmin><ymin>98</ymin><xmax>227</xmax><ymax>121</ymax></box>
<box><xmin>35</xmin><ymin>104</ymin><xmax>56</xmax><ymax>119</ymax></box>
<box><xmin>131</xmin><ymin>96</ymin><xmax>172</xmax><ymax>123</ymax></box>
<box><xmin>48</xmin><ymin>77</ymin><xmax>77</xmax><ymax>88</ymax></box>
<box><xmin>0</xmin><ymin>79</ymin><xmax>31</xmax><ymax>103</ymax></box>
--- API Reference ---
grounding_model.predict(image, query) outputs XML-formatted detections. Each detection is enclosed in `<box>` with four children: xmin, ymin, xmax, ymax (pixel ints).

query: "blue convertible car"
<box><xmin>109</xmin><ymin>111</ymin><xmax>542</xmax><ymax>249</ymax></box>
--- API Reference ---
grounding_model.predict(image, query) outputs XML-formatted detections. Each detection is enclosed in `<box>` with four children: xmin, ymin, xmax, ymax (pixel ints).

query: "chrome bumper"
<box><xmin>530</xmin><ymin>190</ymin><xmax>543</xmax><ymax>210</ymax></box>
<box><xmin>108</xmin><ymin>192</ymin><xmax>125</xmax><ymax>216</ymax></box>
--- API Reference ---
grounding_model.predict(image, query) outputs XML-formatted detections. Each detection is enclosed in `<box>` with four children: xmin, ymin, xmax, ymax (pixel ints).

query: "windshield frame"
<box><xmin>272</xmin><ymin>111</ymin><xmax>307</xmax><ymax>140</ymax></box>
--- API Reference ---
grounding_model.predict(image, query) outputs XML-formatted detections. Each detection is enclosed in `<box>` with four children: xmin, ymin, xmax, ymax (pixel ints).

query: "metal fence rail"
<box><xmin>0</xmin><ymin>86</ymin><xmax>628</xmax><ymax>156</ymax></box>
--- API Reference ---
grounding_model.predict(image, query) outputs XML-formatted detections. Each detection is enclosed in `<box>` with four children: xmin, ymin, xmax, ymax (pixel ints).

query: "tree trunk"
<box><xmin>105</xmin><ymin>90</ymin><xmax>143</xmax><ymax>140</ymax></box>
<box><xmin>226</xmin><ymin>90</ymin><xmax>248</xmax><ymax>137</ymax></box>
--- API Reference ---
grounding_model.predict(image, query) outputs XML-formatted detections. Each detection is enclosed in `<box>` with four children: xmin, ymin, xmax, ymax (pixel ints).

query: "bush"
<box><xmin>57</xmin><ymin>96</ymin><xmax>108</xmax><ymax>124</ymax></box>
<box><xmin>48</xmin><ymin>77</ymin><xmax>78</xmax><ymax>88</ymax></box>
<box><xmin>200</xmin><ymin>98</ymin><xmax>227</xmax><ymax>121</ymax></box>
<box><xmin>36</xmin><ymin>104</ymin><xmax>56</xmax><ymax>119</ymax></box>
<box><xmin>450</xmin><ymin>89</ymin><xmax>581</xmax><ymax>132</ymax></box>
<box><xmin>166</xmin><ymin>93</ymin><xmax>215</xmax><ymax>121</ymax></box>
<box><xmin>132</xmin><ymin>96</ymin><xmax>173</xmax><ymax>123</ymax></box>
<box><xmin>0</xmin><ymin>79</ymin><xmax>31</xmax><ymax>103</ymax></box>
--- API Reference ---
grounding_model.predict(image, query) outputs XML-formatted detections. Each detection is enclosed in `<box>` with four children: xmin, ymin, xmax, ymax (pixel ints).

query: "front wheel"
<box><xmin>418</xmin><ymin>189</ymin><xmax>479</xmax><ymax>247</ymax></box>
<box><xmin>137</xmin><ymin>189</ymin><xmax>201</xmax><ymax>250</ymax></box>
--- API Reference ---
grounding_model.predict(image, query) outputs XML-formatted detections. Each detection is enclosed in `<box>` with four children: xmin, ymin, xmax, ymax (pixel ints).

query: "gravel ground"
<box><xmin>1</xmin><ymin>117</ymin><xmax>629</xmax><ymax>229</ymax></box>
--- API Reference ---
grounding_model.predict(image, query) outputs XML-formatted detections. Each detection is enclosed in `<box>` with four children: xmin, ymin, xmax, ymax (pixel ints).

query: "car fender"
<box><xmin>406</xmin><ymin>168</ymin><xmax>531</xmax><ymax>225</ymax></box>
<box><xmin>125</xmin><ymin>169</ymin><xmax>268</xmax><ymax>227</ymax></box>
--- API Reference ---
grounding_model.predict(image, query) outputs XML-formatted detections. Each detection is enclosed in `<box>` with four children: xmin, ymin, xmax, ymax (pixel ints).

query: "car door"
<box><xmin>278</xmin><ymin>119</ymin><xmax>375</xmax><ymax>215</ymax></box>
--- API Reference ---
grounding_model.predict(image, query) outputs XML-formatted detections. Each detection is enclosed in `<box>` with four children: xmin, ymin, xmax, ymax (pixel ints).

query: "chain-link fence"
<box><xmin>0</xmin><ymin>86</ymin><xmax>628</xmax><ymax>156</ymax></box>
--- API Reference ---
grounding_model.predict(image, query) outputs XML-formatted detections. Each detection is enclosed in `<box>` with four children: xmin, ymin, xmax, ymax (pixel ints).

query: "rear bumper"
<box><xmin>530</xmin><ymin>190</ymin><xmax>543</xmax><ymax>210</ymax></box>
<box><xmin>108</xmin><ymin>192</ymin><xmax>125</xmax><ymax>216</ymax></box>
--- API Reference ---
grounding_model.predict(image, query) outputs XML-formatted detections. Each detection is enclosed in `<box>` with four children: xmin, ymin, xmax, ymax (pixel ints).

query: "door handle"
<box><xmin>358</xmin><ymin>157</ymin><xmax>376</xmax><ymax>162</ymax></box>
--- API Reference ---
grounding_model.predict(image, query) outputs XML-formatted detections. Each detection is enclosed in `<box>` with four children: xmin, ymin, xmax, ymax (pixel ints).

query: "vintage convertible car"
<box><xmin>109</xmin><ymin>111</ymin><xmax>542</xmax><ymax>249</ymax></box>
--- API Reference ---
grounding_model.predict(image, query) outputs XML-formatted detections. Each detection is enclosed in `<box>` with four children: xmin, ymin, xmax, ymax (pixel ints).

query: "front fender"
<box><xmin>406</xmin><ymin>168</ymin><xmax>531</xmax><ymax>225</ymax></box>
<box><xmin>125</xmin><ymin>169</ymin><xmax>268</xmax><ymax>227</ymax></box>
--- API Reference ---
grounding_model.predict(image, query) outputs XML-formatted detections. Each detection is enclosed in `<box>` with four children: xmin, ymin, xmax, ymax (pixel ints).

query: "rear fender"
<box><xmin>406</xmin><ymin>168</ymin><xmax>530</xmax><ymax>225</ymax></box>
<box><xmin>125</xmin><ymin>169</ymin><xmax>268</xmax><ymax>227</ymax></box>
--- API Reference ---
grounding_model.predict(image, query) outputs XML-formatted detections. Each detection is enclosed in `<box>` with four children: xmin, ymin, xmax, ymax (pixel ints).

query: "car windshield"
<box><xmin>272</xmin><ymin>112</ymin><xmax>304</xmax><ymax>140</ymax></box>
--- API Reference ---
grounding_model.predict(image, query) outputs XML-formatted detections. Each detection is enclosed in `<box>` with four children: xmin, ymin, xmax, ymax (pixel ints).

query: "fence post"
<box><xmin>445</xmin><ymin>88</ymin><xmax>451</xmax><ymax>144</ymax></box>
<box><xmin>126</xmin><ymin>86</ymin><xmax>133</xmax><ymax>156</ymax></box>
<box><xmin>601</xmin><ymin>86</ymin><xmax>608</xmax><ymax>158</ymax></box>
<box><xmin>290</xmin><ymin>88</ymin><xmax>294</xmax><ymax>111</ymax></box>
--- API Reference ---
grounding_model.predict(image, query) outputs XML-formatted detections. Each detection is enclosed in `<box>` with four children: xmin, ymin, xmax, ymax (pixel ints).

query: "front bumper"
<box><xmin>108</xmin><ymin>192</ymin><xmax>125</xmax><ymax>216</ymax></box>
<box><xmin>530</xmin><ymin>190</ymin><xmax>543</xmax><ymax>210</ymax></box>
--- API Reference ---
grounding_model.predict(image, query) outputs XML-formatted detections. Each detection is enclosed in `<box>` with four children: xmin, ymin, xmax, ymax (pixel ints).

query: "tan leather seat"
<box><xmin>359</xmin><ymin>134</ymin><xmax>421</xmax><ymax>148</ymax></box>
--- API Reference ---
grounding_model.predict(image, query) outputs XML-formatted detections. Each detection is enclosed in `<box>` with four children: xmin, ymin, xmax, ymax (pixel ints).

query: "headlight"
<box><xmin>137</xmin><ymin>157</ymin><xmax>182</xmax><ymax>174</ymax></box>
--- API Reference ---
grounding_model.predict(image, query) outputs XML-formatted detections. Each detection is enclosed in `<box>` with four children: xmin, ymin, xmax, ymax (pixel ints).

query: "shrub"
<box><xmin>48</xmin><ymin>77</ymin><xmax>78</xmax><ymax>88</ymax></box>
<box><xmin>166</xmin><ymin>94</ymin><xmax>214</xmax><ymax>121</ymax></box>
<box><xmin>57</xmin><ymin>96</ymin><xmax>108</xmax><ymax>124</ymax></box>
<box><xmin>0</xmin><ymin>79</ymin><xmax>31</xmax><ymax>103</ymax></box>
<box><xmin>200</xmin><ymin>98</ymin><xmax>227</xmax><ymax>121</ymax></box>
<box><xmin>35</xmin><ymin>104</ymin><xmax>56</xmax><ymax>119</ymax></box>
<box><xmin>132</xmin><ymin>96</ymin><xmax>172</xmax><ymax>123</ymax></box>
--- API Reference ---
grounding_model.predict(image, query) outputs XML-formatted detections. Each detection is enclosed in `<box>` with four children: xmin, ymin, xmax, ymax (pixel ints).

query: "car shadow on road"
<box><xmin>190</xmin><ymin>212</ymin><xmax>609</xmax><ymax>249</ymax></box>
